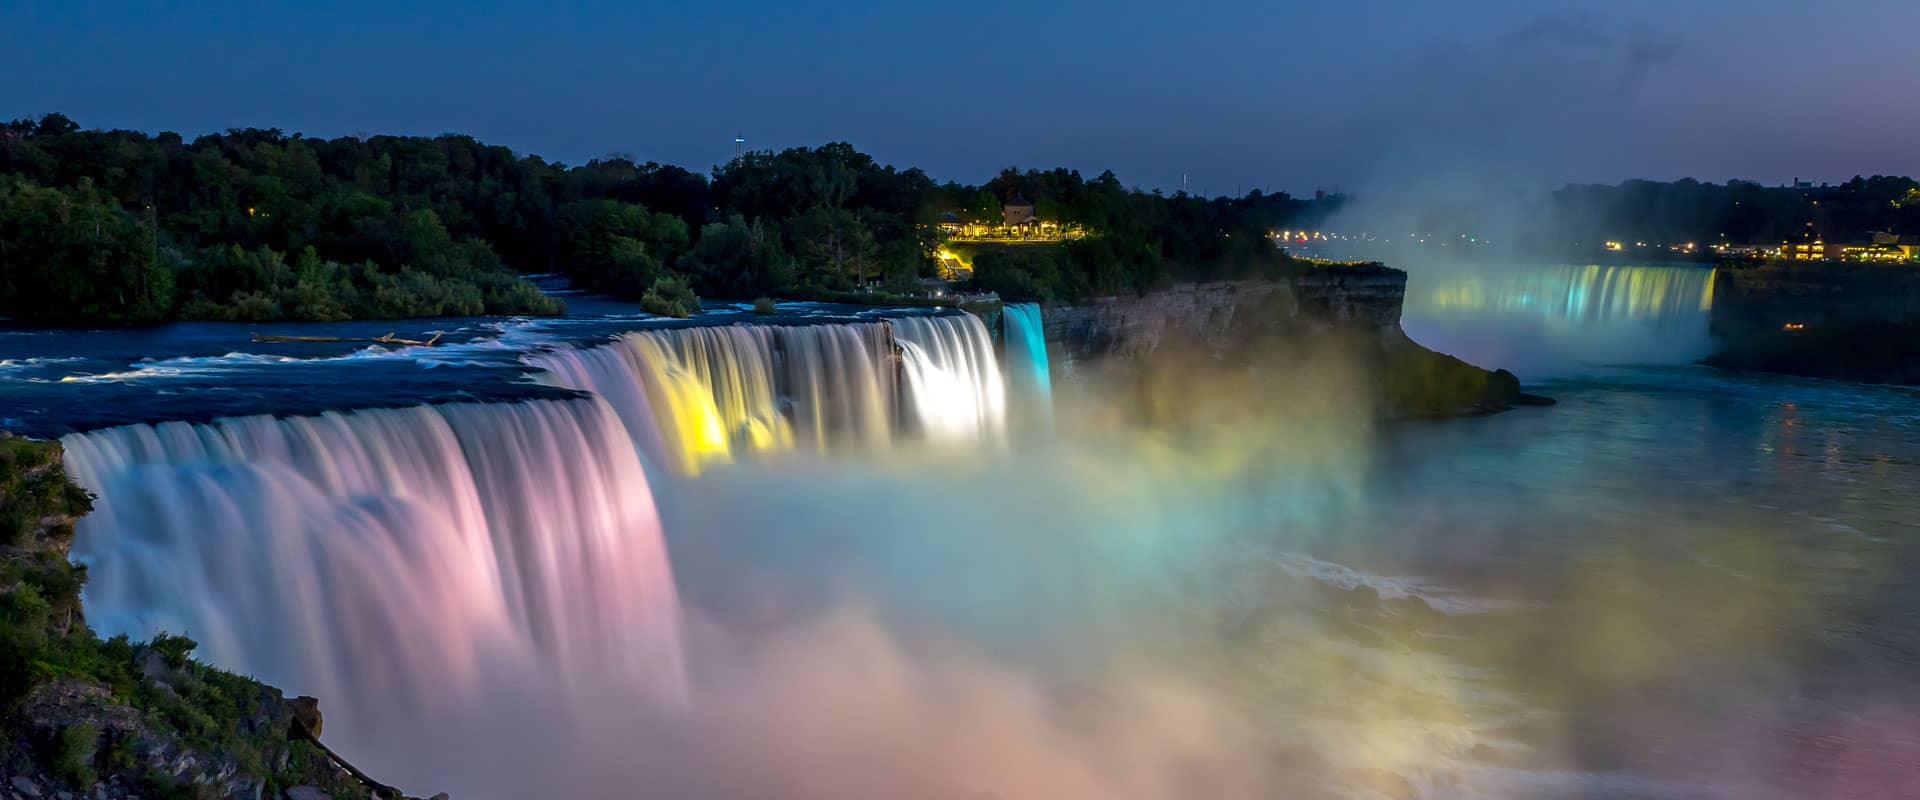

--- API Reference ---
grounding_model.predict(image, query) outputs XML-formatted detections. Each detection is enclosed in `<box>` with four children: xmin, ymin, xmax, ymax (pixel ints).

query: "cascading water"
<box><xmin>1001</xmin><ymin>303</ymin><xmax>1055</xmax><ymax>435</ymax></box>
<box><xmin>529</xmin><ymin>323</ymin><xmax>896</xmax><ymax>473</ymax></box>
<box><xmin>533</xmin><ymin>317</ymin><xmax>1010</xmax><ymax>469</ymax></box>
<box><xmin>1401</xmin><ymin>262</ymin><xmax>1719</xmax><ymax>377</ymax></box>
<box><xmin>51</xmin><ymin>313</ymin><xmax>1028</xmax><ymax>796</ymax></box>
<box><xmin>60</xmin><ymin>399</ymin><xmax>688</xmax><ymax>734</ymax></box>
<box><xmin>892</xmin><ymin>314</ymin><xmax>1007</xmax><ymax>444</ymax></box>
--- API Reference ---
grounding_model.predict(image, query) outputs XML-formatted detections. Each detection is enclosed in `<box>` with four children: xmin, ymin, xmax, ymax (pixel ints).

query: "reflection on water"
<box><xmin>1345</xmin><ymin>366</ymin><xmax>1920</xmax><ymax>799</ymax></box>
<box><xmin>1402</xmin><ymin>263</ymin><xmax>1718</xmax><ymax>379</ymax></box>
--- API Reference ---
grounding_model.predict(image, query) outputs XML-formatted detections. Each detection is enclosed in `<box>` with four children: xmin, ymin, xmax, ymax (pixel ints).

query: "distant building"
<box><xmin>1829</xmin><ymin>232</ymin><xmax>1920</xmax><ymax>262</ymax></box>
<box><xmin>1837</xmin><ymin>243</ymin><xmax>1907</xmax><ymax>262</ymax></box>
<box><xmin>1783</xmin><ymin>240</ymin><xmax>1826</xmax><ymax>260</ymax></box>
<box><xmin>1004</xmin><ymin>195</ymin><xmax>1036</xmax><ymax>227</ymax></box>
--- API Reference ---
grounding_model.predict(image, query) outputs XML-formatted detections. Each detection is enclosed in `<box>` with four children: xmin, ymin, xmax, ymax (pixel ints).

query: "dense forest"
<box><xmin>0</xmin><ymin>113</ymin><xmax>1341</xmax><ymax>323</ymax></box>
<box><xmin>1532</xmin><ymin>176</ymin><xmax>1920</xmax><ymax>251</ymax></box>
<box><xmin>12</xmin><ymin>113</ymin><xmax>1909</xmax><ymax>324</ymax></box>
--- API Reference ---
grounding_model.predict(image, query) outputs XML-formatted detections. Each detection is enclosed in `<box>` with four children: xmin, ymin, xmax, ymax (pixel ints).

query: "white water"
<box><xmin>1401</xmin><ymin>263</ymin><xmax>1718</xmax><ymax>378</ymax></box>
<box><xmin>61</xmin><ymin>314</ymin><xmax>1023</xmax><ymax>742</ymax></box>
<box><xmin>529</xmin><ymin>322</ymin><xmax>898</xmax><ymax>473</ymax></box>
<box><xmin>531</xmin><ymin>316</ymin><xmax>1009</xmax><ymax>469</ymax></box>
<box><xmin>892</xmin><ymin>315</ymin><xmax>1007</xmax><ymax>445</ymax></box>
<box><xmin>61</xmin><ymin>399</ymin><xmax>688</xmax><ymax>726</ymax></box>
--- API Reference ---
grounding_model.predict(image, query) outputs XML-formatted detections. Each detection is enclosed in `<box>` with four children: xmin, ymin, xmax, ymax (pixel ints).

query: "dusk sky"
<box><xmin>7</xmin><ymin>0</ymin><xmax>1918</xmax><ymax>194</ymax></box>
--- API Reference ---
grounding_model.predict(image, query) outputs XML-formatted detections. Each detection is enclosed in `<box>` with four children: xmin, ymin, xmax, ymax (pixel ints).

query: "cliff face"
<box><xmin>1708</xmin><ymin>263</ymin><xmax>1920</xmax><ymax>384</ymax></box>
<box><xmin>1040</xmin><ymin>265</ymin><xmax>1542</xmax><ymax>417</ymax></box>
<box><xmin>1040</xmin><ymin>268</ymin><xmax>1405</xmax><ymax>369</ymax></box>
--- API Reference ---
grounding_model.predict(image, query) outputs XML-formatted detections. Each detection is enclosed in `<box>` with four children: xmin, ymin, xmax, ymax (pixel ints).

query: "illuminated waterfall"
<box><xmin>534</xmin><ymin>317</ymin><xmax>1010</xmax><ymax>470</ymax></box>
<box><xmin>1411</xmin><ymin>263</ymin><xmax>1716</xmax><ymax>322</ymax></box>
<box><xmin>529</xmin><ymin>323</ymin><xmax>896</xmax><ymax>473</ymax></box>
<box><xmin>1002</xmin><ymin>303</ymin><xmax>1055</xmax><ymax>435</ymax></box>
<box><xmin>59</xmin><ymin>399</ymin><xmax>688</xmax><ymax>729</ymax></box>
<box><xmin>1402</xmin><ymin>263</ymin><xmax>1719</xmax><ymax>375</ymax></box>
<box><xmin>893</xmin><ymin>314</ymin><xmax>1006</xmax><ymax>444</ymax></box>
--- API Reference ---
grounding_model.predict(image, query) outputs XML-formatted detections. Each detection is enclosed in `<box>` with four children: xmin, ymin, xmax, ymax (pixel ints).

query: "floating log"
<box><xmin>251</xmin><ymin>331</ymin><xmax>443</xmax><ymax>347</ymax></box>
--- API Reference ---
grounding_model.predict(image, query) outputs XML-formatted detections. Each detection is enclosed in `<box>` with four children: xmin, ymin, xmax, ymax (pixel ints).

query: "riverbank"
<box><xmin>0</xmin><ymin>436</ymin><xmax>430</xmax><ymax>800</ymax></box>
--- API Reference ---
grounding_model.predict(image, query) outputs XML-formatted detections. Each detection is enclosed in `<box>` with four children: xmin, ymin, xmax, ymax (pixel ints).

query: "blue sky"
<box><xmin>5</xmin><ymin>0</ymin><xmax>1917</xmax><ymax>193</ymax></box>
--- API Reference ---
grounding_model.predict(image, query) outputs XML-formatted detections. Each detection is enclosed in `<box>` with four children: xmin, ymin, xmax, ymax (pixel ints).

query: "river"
<box><xmin>4</xmin><ymin>268</ymin><xmax>1916</xmax><ymax>799</ymax></box>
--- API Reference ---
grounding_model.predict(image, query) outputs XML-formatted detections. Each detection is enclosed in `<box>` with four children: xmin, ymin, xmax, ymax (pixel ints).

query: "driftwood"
<box><xmin>287</xmin><ymin>696</ymin><xmax>408</xmax><ymax>799</ymax></box>
<box><xmin>251</xmin><ymin>331</ymin><xmax>444</xmax><ymax>347</ymax></box>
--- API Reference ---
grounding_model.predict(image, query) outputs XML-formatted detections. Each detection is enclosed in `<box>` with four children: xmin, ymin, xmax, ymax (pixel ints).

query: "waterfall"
<box><xmin>530</xmin><ymin>323</ymin><xmax>895</xmax><ymax>474</ymax></box>
<box><xmin>893</xmin><ymin>314</ymin><xmax>1007</xmax><ymax>444</ymax></box>
<box><xmin>532</xmin><ymin>318</ymin><xmax>1011</xmax><ymax>470</ymax></box>
<box><xmin>1001</xmin><ymin>303</ymin><xmax>1055</xmax><ymax>435</ymax></box>
<box><xmin>60</xmin><ymin>398</ymin><xmax>688</xmax><ymax>730</ymax></box>
<box><xmin>1401</xmin><ymin>263</ymin><xmax>1719</xmax><ymax>376</ymax></box>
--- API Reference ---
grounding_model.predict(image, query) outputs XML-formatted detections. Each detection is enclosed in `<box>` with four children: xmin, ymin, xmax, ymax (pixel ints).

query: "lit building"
<box><xmin>1783</xmin><ymin>240</ymin><xmax>1826</xmax><ymax>260</ymax></box>
<box><xmin>1837</xmin><ymin>244</ymin><xmax>1909</xmax><ymax>262</ymax></box>
<box><xmin>924</xmin><ymin>195</ymin><xmax>1088</xmax><ymax>244</ymax></box>
<box><xmin>1004</xmin><ymin>195</ymin><xmax>1036</xmax><ymax>227</ymax></box>
<box><xmin>1874</xmin><ymin>232</ymin><xmax>1920</xmax><ymax>261</ymax></box>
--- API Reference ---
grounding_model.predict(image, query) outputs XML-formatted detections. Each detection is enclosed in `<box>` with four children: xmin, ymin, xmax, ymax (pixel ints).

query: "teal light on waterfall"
<box><xmin>1003</xmin><ymin>303</ymin><xmax>1054</xmax><ymax>434</ymax></box>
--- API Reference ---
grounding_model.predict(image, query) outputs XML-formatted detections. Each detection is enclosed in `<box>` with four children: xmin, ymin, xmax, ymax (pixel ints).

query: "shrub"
<box><xmin>55</xmin><ymin>722</ymin><xmax>99</xmax><ymax>787</ymax></box>
<box><xmin>150</xmin><ymin>631</ymin><xmax>198</xmax><ymax>669</ymax></box>
<box><xmin>640</xmin><ymin>275</ymin><xmax>700</xmax><ymax>318</ymax></box>
<box><xmin>751</xmin><ymin>297</ymin><xmax>777</xmax><ymax>314</ymax></box>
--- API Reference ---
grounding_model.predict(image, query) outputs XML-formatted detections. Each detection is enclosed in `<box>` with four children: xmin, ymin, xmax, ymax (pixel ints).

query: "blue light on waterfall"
<box><xmin>1002</xmin><ymin>303</ymin><xmax>1055</xmax><ymax>435</ymax></box>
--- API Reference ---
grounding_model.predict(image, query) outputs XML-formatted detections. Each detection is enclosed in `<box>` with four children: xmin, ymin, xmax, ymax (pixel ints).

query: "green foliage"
<box><xmin>0</xmin><ymin>177</ymin><xmax>172</xmax><ymax>322</ymax></box>
<box><xmin>639</xmin><ymin>274</ymin><xmax>699</xmax><ymax>318</ymax></box>
<box><xmin>0</xmin><ymin>119</ymin><xmax>570</xmax><ymax>322</ymax></box>
<box><xmin>3</xmin><ymin>113</ymin><xmax>1368</xmax><ymax>315</ymax></box>
<box><xmin>151</xmin><ymin>631</ymin><xmax>198</xmax><ymax>669</ymax></box>
<box><xmin>55</xmin><ymin>721</ymin><xmax>99</xmax><ymax>787</ymax></box>
<box><xmin>0</xmin><ymin>439</ymin><xmax>91</xmax><ymax>550</ymax></box>
<box><xmin>683</xmin><ymin>215</ymin><xmax>789</xmax><ymax>298</ymax></box>
<box><xmin>751</xmin><ymin>296</ymin><xmax>777</xmax><ymax>314</ymax></box>
<box><xmin>555</xmin><ymin>198</ymin><xmax>688</xmax><ymax>297</ymax></box>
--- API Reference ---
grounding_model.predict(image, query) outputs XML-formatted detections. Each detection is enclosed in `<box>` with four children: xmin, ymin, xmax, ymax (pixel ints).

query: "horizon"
<box><xmin>7</xmin><ymin>1</ymin><xmax>1918</xmax><ymax>194</ymax></box>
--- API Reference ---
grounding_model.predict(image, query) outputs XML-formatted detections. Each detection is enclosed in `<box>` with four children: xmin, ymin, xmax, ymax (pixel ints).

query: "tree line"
<box><xmin>9</xmin><ymin>114</ymin><xmax>1919</xmax><ymax>323</ymax></box>
<box><xmin>1531</xmin><ymin>176</ymin><xmax>1920</xmax><ymax>252</ymax></box>
<box><xmin>0</xmin><ymin>113</ymin><xmax>1357</xmax><ymax>322</ymax></box>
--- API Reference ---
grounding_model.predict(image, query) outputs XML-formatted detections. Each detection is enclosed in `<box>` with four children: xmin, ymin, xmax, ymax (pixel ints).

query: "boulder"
<box><xmin>288</xmin><ymin>696</ymin><xmax>323</xmax><ymax>739</ymax></box>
